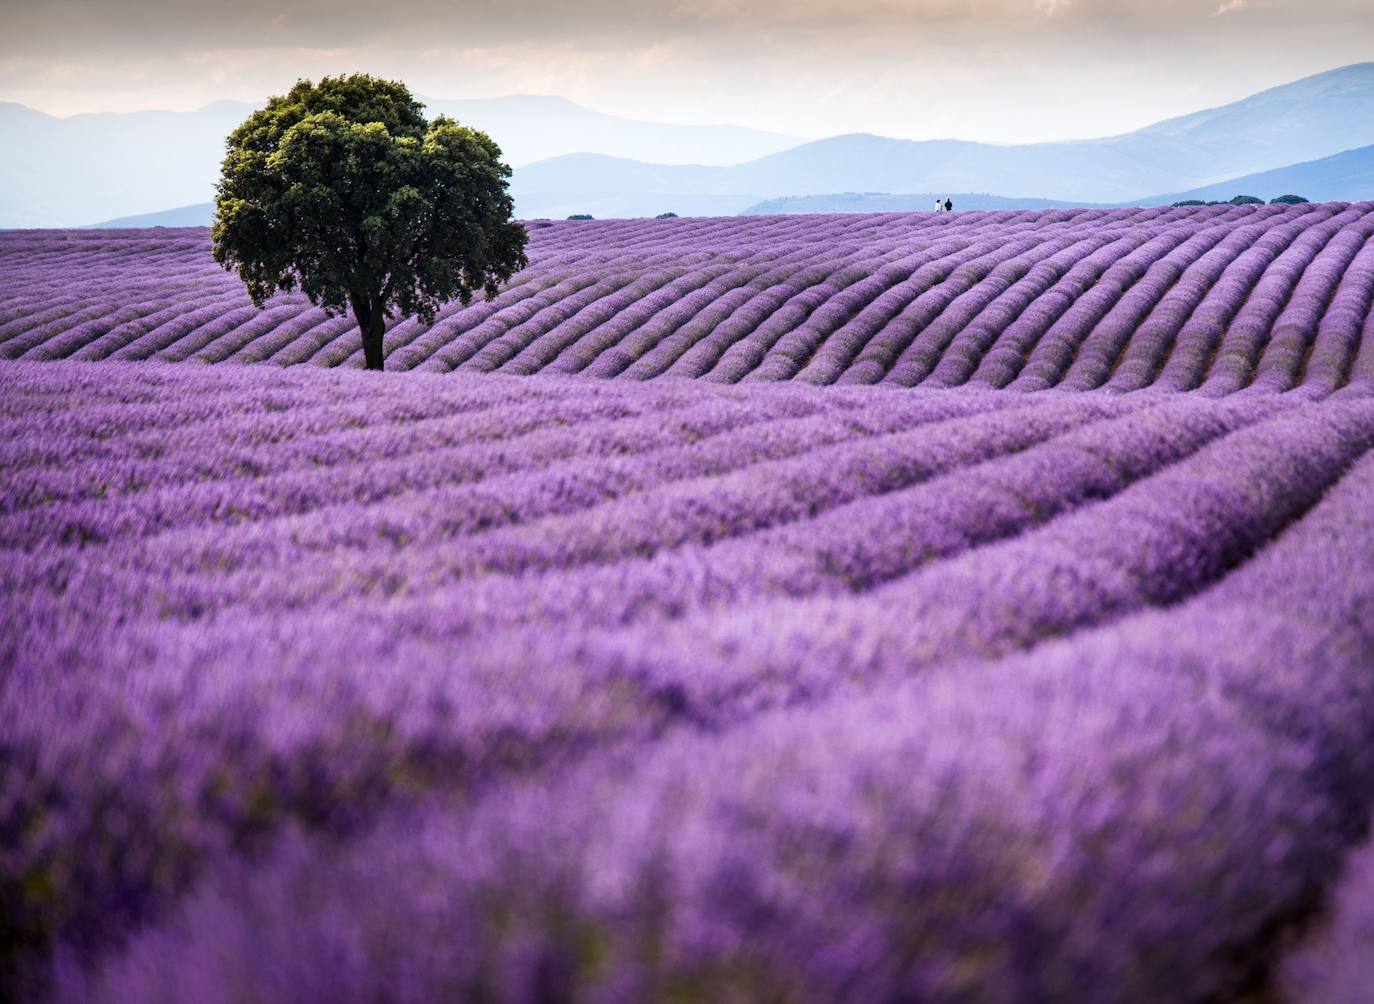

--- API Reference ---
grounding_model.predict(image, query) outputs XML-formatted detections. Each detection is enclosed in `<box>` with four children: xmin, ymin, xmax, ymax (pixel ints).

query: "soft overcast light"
<box><xmin>2</xmin><ymin>0</ymin><xmax>1372</xmax><ymax>141</ymax></box>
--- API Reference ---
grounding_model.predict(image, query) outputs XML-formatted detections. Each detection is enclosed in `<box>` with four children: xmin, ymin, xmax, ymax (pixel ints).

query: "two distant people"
<box><xmin>934</xmin><ymin>197</ymin><xmax>954</xmax><ymax>213</ymax></box>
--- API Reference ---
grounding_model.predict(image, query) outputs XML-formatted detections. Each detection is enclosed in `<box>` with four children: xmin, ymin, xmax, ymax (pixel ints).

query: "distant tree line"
<box><xmin>1172</xmin><ymin>194</ymin><xmax>1309</xmax><ymax>208</ymax></box>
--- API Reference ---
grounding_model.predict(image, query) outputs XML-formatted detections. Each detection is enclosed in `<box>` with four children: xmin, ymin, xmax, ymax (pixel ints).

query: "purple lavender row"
<box><xmin>840</xmin><ymin>228</ymin><xmax>1115</xmax><ymax>385</ymax></box>
<box><xmin>575</xmin><ymin>243</ymin><xmax>925</xmax><ymax>380</ymax></box>
<box><xmin>755</xmin><ymin>212</ymin><xmax>1156</xmax><ymax>385</ymax></box>
<box><xmin>1247</xmin><ymin>216</ymin><xmax>1374</xmax><ymax>392</ymax></box>
<box><xmin>534</xmin><ymin>253</ymin><xmax>808</xmax><ymax>379</ymax></box>
<box><xmin>901</xmin><ymin>228</ymin><xmax>1135</xmax><ymax>388</ymax></box>
<box><xmin>791</xmin><ymin>229</ymin><xmax>1086</xmax><ymax>385</ymax></box>
<box><xmin>1</xmin><ymin>392</ymin><xmax>1064</xmax><ymax>622</ymax></box>
<box><xmin>147</xmin><ymin>393</ymin><xmax>1272</xmax><ymax>664</ymax></box>
<box><xmin>1005</xmin><ymin>212</ymin><xmax>1279</xmax><ymax>391</ymax></box>
<box><xmin>1046</xmin><ymin>204</ymin><xmax>1331</xmax><ymax>393</ymax></box>
<box><xmin>0</xmin><ymin>360</ymin><xmax>579</xmax><ymax>439</ymax></box>
<box><xmin>1187</xmin><ymin>206</ymin><xmax>1372</xmax><ymax>394</ymax></box>
<box><xmin>0</xmin><ymin>394</ymin><xmax>1306</xmax><ymax>995</ymax></box>
<box><xmin>0</xmin><ymin>359</ymin><xmax>612</xmax><ymax>477</ymax></box>
<box><xmin>1295</xmin><ymin>229</ymin><xmax>1374</xmax><ymax>397</ymax></box>
<box><xmin>0</xmin><ymin>382</ymin><xmax>807</xmax><ymax>547</ymax></box>
<box><xmin>1</xmin><ymin>390</ymin><xmax>991</xmax><ymax>606</ymax></box>
<box><xmin>8</xmin><ymin>353</ymin><xmax>891</xmax><ymax>450</ymax></box>
<box><xmin>0</xmin><ymin>361</ymin><xmax>716</xmax><ymax>474</ymax></box>
<box><xmin>450</xmin><ymin>250</ymin><xmax>709</xmax><ymax>374</ymax></box>
<box><xmin>961</xmin><ymin>206</ymin><xmax>1266</xmax><ymax>389</ymax></box>
<box><xmin>543</xmin><ymin>396</ymin><xmax>1363</xmax><ymax>720</ymax></box>
<box><xmin>0</xmin><ymin>385</ymin><xmax>757</xmax><ymax>514</ymax></box>
<box><xmin>895</xmin><ymin>227</ymin><xmax>1156</xmax><ymax>388</ymax></box>
<box><xmin>606</xmin><ymin>247</ymin><xmax>871</xmax><ymax>380</ymax></box>
<box><xmin>1078</xmin><ymin>208</ymin><xmax>1322</xmax><ymax>392</ymax></box>
<box><xmin>44</xmin><ymin>412</ymin><xmax>1374</xmax><ymax>1004</ymax></box>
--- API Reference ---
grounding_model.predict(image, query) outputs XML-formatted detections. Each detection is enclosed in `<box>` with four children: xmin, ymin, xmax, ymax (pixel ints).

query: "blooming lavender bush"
<box><xmin>3</xmin><ymin>203</ymin><xmax>1374</xmax><ymax>1001</ymax></box>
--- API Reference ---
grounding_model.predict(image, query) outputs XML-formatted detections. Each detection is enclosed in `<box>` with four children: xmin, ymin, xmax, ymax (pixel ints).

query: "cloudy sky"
<box><xmin>3</xmin><ymin>0</ymin><xmax>1372</xmax><ymax>142</ymax></box>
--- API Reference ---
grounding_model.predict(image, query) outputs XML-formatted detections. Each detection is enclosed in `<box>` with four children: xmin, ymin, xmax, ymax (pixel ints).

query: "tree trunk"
<box><xmin>362</xmin><ymin>309</ymin><xmax>386</xmax><ymax>371</ymax></box>
<box><xmin>352</xmin><ymin>293</ymin><xmax>387</xmax><ymax>371</ymax></box>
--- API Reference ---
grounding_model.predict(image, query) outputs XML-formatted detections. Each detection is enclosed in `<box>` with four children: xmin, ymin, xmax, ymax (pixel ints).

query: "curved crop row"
<box><xmin>4</xmin><ymin>202</ymin><xmax>1372</xmax><ymax>392</ymax></box>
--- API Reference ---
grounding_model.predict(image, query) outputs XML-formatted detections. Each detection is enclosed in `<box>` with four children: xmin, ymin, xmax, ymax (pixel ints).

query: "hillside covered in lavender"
<box><xmin>3</xmin><ymin>197</ymin><xmax>1374</xmax><ymax>1002</ymax></box>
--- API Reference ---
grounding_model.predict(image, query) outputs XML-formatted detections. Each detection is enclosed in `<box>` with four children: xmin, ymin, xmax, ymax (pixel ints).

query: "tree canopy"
<box><xmin>212</xmin><ymin>74</ymin><xmax>528</xmax><ymax>370</ymax></box>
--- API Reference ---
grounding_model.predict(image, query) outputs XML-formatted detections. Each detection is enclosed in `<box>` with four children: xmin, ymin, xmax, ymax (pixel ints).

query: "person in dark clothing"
<box><xmin>944</xmin><ymin>197</ymin><xmax>953</xmax><ymax>213</ymax></box>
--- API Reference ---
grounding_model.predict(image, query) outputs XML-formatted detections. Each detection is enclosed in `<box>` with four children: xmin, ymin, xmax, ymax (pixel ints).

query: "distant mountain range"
<box><xmin>738</xmin><ymin>143</ymin><xmax>1374</xmax><ymax>216</ymax></box>
<box><xmin>82</xmin><ymin>139</ymin><xmax>1374</xmax><ymax>229</ymax></box>
<box><xmin>421</xmin><ymin>95</ymin><xmax>801</xmax><ymax>169</ymax></box>
<box><xmin>0</xmin><ymin>100</ymin><xmax>252</xmax><ymax>230</ymax></box>
<box><xmin>1142</xmin><ymin>143</ymin><xmax>1374</xmax><ymax>206</ymax></box>
<box><xmin>0</xmin><ymin>96</ymin><xmax>802</xmax><ymax>229</ymax></box>
<box><xmin>12</xmin><ymin>62</ymin><xmax>1374</xmax><ymax>228</ymax></box>
<box><xmin>511</xmin><ymin>63</ymin><xmax>1374</xmax><ymax>218</ymax></box>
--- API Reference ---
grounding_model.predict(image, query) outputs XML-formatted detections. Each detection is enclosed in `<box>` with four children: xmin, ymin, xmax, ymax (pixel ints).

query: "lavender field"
<box><xmin>5</xmin><ymin>203</ymin><xmax>1374</xmax><ymax>391</ymax></box>
<box><xmin>3</xmin><ymin>204</ymin><xmax>1374</xmax><ymax>1002</ymax></box>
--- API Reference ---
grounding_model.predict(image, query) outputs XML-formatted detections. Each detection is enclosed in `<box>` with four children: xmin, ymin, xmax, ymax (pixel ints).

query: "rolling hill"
<box><xmin>10</xmin><ymin>201</ymin><xmax>1372</xmax><ymax>394</ymax></box>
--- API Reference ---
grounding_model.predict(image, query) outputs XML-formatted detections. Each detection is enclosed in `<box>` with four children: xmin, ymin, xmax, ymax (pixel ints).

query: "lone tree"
<box><xmin>212</xmin><ymin>74</ymin><xmax>528</xmax><ymax>371</ymax></box>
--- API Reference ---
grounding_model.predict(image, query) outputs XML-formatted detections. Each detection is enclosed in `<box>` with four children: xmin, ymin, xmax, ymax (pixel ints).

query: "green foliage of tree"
<box><xmin>212</xmin><ymin>74</ymin><xmax>529</xmax><ymax>370</ymax></box>
<box><xmin>566</xmin><ymin>214</ymin><xmax>594</xmax><ymax>221</ymax></box>
<box><xmin>1229</xmin><ymin>195</ymin><xmax>1264</xmax><ymax>205</ymax></box>
<box><xmin>655</xmin><ymin>212</ymin><xmax>679</xmax><ymax>219</ymax></box>
<box><xmin>1171</xmin><ymin>200</ymin><xmax>1207</xmax><ymax>207</ymax></box>
<box><xmin>1269</xmin><ymin>194</ymin><xmax>1310</xmax><ymax>205</ymax></box>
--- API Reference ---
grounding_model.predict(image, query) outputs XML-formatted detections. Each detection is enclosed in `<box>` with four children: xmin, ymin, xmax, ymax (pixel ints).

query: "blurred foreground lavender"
<box><xmin>2</xmin><ymin>359</ymin><xmax>1372</xmax><ymax>1002</ymax></box>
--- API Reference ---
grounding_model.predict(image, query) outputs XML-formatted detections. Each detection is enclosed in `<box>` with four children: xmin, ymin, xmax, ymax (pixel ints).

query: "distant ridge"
<box><xmin>0</xmin><ymin>96</ymin><xmax>802</xmax><ymax>229</ymax></box>
<box><xmin>1138</xmin><ymin>144</ymin><xmax>1374</xmax><ymax>206</ymax></box>
<box><xmin>738</xmin><ymin>145</ymin><xmax>1374</xmax><ymax>215</ymax></box>
<box><xmin>510</xmin><ymin>63</ymin><xmax>1374</xmax><ymax>217</ymax></box>
<box><xmin>84</xmin><ymin>203</ymin><xmax>215</xmax><ymax>229</ymax></box>
<box><xmin>76</xmin><ymin>145</ymin><xmax>1374</xmax><ymax>227</ymax></box>
<box><xmin>26</xmin><ymin>63</ymin><xmax>1374</xmax><ymax>227</ymax></box>
<box><xmin>420</xmin><ymin>94</ymin><xmax>802</xmax><ymax>167</ymax></box>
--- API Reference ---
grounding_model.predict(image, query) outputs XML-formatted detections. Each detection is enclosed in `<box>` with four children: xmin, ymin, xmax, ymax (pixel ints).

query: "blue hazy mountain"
<box><xmin>421</xmin><ymin>94</ymin><xmax>801</xmax><ymax>168</ymax></box>
<box><xmin>1137</xmin><ymin>143</ymin><xmax>1374</xmax><ymax>206</ymax></box>
<box><xmin>510</xmin><ymin>63</ymin><xmax>1374</xmax><ymax>216</ymax></box>
<box><xmin>80</xmin><ymin>141</ymin><xmax>1374</xmax><ymax>228</ymax></box>
<box><xmin>23</xmin><ymin>63</ymin><xmax>1374</xmax><ymax>227</ymax></box>
<box><xmin>1</xmin><ymin>96</ymin><xmax>803</xmax><ymax>229</ymax></box>
<box><xmin>0</xmin><ymin>100</ymin><xmax>253</xmax><ymax>230</ymax></box>
<box><xmin>82</xmin><ymin>203</ymin><xmax>218</xmax><ymax>229</ymax></box>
